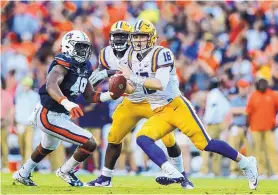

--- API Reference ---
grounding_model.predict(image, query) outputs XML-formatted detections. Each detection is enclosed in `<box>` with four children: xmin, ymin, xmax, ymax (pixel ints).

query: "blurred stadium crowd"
<box><xmin>1</xmin><ymin>1</ymin><xmax>278</xmax><ymax>179</ymax></box>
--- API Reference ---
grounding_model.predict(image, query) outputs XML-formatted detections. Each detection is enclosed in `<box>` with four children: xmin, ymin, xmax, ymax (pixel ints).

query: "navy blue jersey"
<box><xmin>39</xmin><ymin>53</ymin><xmax>92</xmax><ymax>114</ymax></box>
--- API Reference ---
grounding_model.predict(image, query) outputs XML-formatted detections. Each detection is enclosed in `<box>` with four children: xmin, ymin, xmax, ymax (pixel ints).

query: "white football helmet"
<box><xmin>61</xmin><ymin>30</ymin><xmax>92</xmax><ymax>63</ymax></box>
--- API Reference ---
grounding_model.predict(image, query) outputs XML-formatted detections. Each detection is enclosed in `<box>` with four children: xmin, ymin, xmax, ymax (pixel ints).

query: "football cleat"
<box><xmin>180</xmin><ymin>172</ymin><xmax>194</xmax><ymax>189</ymax></box>
<box><xmin>241</xmin><ymin>156</ymin><xmax>258</xmax><ymax>190</ymax></box>
<box><xmin>85</xmin><ymin>175</ymin><xmax>112</xmax><ymax>187</ymax></box>
<box><xmin>12</xmin><ymin>171</ymin><xmax>38</xmax><ymax>186</ymax></box>
<box><xmin>156</xmin><ymin>169</ymin><xmax>184</xmax><ymax>186</ymax></box>
<box><xmin>156</xmin><ymin>176</ymin><xmax>184</xmax><ymax>186</ymax></box>
<box><xmin>56</xmin><ymin>168</ymin><xmax>83</xmax><ymax>187</ymax></box>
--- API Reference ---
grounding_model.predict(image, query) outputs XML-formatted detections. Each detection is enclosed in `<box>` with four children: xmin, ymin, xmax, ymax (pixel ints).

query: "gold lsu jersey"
<box><xmin>128</xmin><ymin>46</ymin><xmax>181</xmax><ymax>110</ymax></box>
<box><xmin>99</xmin><ymin>45</ymin><xmax>146</xmax><ymax>102</ymax></box>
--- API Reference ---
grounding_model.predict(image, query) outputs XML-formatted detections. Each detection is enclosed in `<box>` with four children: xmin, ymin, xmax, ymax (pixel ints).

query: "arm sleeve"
<box><xmin>155</xmin><ymin>66</ymin><xmax>171</xmax><ymax>90</ymax></box>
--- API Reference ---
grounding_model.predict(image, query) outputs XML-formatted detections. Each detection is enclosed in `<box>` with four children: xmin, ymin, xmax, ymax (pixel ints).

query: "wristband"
<box><xmin>58</xmin><ymin>96</ymin><xmax>67</xmax><ymax>104</ymax></box>
<box><xmin>100</xmin><ymin>92</ymin><xmax>112</xmax><ymax>102</ymax></box>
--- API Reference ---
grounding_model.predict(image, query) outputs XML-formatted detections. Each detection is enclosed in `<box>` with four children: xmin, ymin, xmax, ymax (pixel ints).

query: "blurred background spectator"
<box><xmin>246</xmin><ymin>78</ymin><xmax>278</xmax><ymax>179</ymax></box>
<box><xmin>1</xmin><ymin>76</ymin><xmax>14</xmax><ymax>172</ymax></box>
<box><xmin>227</xmin><ymin>79</ymin><xmax>250</xmax><ymax>178</ymax></box>
<box><xmin>200</xmin><ymin>77</ymin><xmax>231</xmax><ymax>177</ymax></box>
<box><xmin>1</xmin><ymin>1</ymin><xmax>278</xmax><ymax>179</ymax></box>
<box><xmin>14</xmin><ymin>76</ymin><xmax>39</xmax><ymax>163</ymax></box>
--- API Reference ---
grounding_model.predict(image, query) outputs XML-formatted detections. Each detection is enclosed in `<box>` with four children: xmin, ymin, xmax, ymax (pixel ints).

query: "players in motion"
<box><xmin>86</xmin><ymin>21</ymin><xmax>193</xmax><ymax>189</ymax></box>
<box><xmin>119</xmin><ymin>20</ymin><xmax>259</xmax><ymax>190</ymax></box>
<box><xmin>13</xmin><ymin>30</ymin><xmax>116</xmax><ymax>187</ymax></box>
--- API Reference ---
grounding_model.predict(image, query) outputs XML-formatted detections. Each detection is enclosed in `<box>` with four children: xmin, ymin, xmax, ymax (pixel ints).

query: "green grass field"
<box><xmin>1</xmin><ymin>173</ymin><xmax>278</xmax><ymax>194</ymax></box>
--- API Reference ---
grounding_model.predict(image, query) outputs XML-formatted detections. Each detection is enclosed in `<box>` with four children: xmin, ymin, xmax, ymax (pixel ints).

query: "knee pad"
<box><xmin>162</xmin><ymin>133</ymin><xmax>176</xmax><ymax>148</ymax></box>
<box><xmin>108</xmin><ymin>131</ymin><xmax>122</xmax><ymax>144</ymax></box>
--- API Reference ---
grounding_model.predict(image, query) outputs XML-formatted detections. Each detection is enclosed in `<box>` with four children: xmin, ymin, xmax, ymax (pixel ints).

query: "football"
<box><xmin>109</xmin><ymin>74</ymin><xmax>127</xmax><ymax>100</ymax></box>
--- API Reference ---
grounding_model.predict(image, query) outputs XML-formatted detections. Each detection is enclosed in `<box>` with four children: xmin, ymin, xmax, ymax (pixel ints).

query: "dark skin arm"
<box><xmin>46</xmin><ymin>65</ymin><xmax>68</xmax><ymax>103</ymax></box>
<box><xmin>83</xmin><ymin>82</ymin><xmax>102</xmax><ymax>103</ymax></box>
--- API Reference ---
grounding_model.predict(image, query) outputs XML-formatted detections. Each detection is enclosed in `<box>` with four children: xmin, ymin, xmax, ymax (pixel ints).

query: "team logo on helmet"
<box><xmin>66</xmin><ymin>33</ymin><xmax>74</xmax><ymax>40</ymax></box>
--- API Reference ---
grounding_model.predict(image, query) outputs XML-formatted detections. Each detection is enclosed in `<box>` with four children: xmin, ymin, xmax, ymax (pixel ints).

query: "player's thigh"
<box><xmin>171</xmin><ymin>97</ymin><xmax>211</xmax><ymax>151</ymax></box>
<box><xmin>40</xmin><ymin>130</ymin><xmax>61</xmax><ymax>150</ymax></box>
<box><xmin>38</xmin><ymin>107</ymin><xmax>92</xmax><ymax>146</ymax></box>
<box><xmin>109</xmin><ymin>100</ymin><xmax>141</xmax><ymax>144</ymax></box>
<box><xmin>136</xmin><ymin>100</ymin><xmax>153</xmax><ymax>119</ymax></box>
<box><xmin>161</xmin><ymin>131</ymin><xmax>176</xmax><ymax>148</ymax></box>
<box><xmin>136</xmin><ymin>115</ymin><xmax>175</xmax><ymax>142</ymax></box>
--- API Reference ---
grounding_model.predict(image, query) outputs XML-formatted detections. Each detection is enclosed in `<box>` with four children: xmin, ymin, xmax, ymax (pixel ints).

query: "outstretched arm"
<box><xmin>118</xmin><ymin>66</ymin><xmax>170</xmax><ymax>91</ymax></box>
<box><xmin>83</xmin><ymin>82</ymin><xmax>113</xmax><ymax>103</ymax></box>
<box><xmin>118</xmin><ymin>47</ymin><xmax>173</xmax><ymax>91</ymax></box>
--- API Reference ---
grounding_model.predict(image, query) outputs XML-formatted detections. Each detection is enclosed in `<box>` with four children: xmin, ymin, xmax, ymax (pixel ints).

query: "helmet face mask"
<box><xmin>61</xmin><ymin>30</ymin><xmax>92</xmax><ymax>63</ymax></box>
<box><xmin>70</xmin><ymin>41</ymin><xmax>92</xmax><ymax>63</ymax></box>
<box><xmin>109</xmin><ymin>21</ymin><xmax>132</xmax><ymax>52</ymax></box>
<box><xmin>110</xmin><ymin>32</ymin><xmax>129</xmax><ymax>51</ymax></box>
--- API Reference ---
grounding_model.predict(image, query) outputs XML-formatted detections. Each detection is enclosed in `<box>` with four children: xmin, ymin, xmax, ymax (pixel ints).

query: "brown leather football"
<box><xmin>109</xmin><ymin>74</ymin><xmax>127</xmax><ymax>100</ymax></box>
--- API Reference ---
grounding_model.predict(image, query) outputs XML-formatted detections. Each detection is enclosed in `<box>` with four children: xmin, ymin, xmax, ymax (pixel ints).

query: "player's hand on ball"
<box><xmin>109</xmin><ymin>74</ymin><xmax>127</xmax><ymax>99</ymax></box>
<box><xmin>117</xmin><ymin>66</ymin><xmax>131</xmax><ymax>80</ymax></box>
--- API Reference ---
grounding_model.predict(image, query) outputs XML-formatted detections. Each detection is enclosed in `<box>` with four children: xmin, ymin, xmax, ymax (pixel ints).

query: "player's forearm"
<box><xmin>84</xmin><ymin>83</ymin><xmax>112</xmax><ymax>103</ymax></box>
<box><xmin>125</xmin><ymin>82</ymin><xmax>136</xmax><ymax>94</ymax></box>
<box><xmin>84</xmin><ymin>91</ymin><xmax>112</xmax><ymax>103</ymax></box>
<box><xmin>46</xmin><ymin>83</ymin><xmax>65</xmax><ymax>103</ymax></box>
<box><xmin>140</xmin><ymin>67</ymin><xmax>170</xmax><ymax>91</ymax></box>
<box><xmin>46</xmin><ymin>75</ymin><xmax>65</xmax><ymax>103</ymax></box>
<box><xmin>46</xmin><ymin>65</ymin><xmax>68</xmax><ymax>103</ymax></box>
<box><xmin>129</xmin><ymin>74</ymin><xmax>163</xmax><ymax>91</ymax></box>
<box><xmin>143</xmin><ymin>78</ymin><xmax>164</xmax><ymax>90</ymax></box>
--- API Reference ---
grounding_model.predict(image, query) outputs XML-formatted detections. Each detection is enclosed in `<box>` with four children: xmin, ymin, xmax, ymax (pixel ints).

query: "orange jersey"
<box><xmin>246</xmin><ymin>89</ymin><xmax>278</xmax><ymax>131</ymax></box>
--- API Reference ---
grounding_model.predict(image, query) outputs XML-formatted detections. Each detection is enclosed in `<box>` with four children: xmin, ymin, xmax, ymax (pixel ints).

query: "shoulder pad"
<box><xmin>151</xmin><ymin>46</ymin><xmax>173</xmax><ymax>72</ymax></box>
<box><xmin>157</xmin><ymin>48</ymin><xmax>174</xmax><ymax>68</ymax></box>
<box><xmin>98</xmin><ymin>47</ymin><xmax>110</xmax><ymax>70</ymax></box>
<box><xmin>54</xmin><ymin>54</ymin><xmax>72</xmax><ymax>69</ymax></box>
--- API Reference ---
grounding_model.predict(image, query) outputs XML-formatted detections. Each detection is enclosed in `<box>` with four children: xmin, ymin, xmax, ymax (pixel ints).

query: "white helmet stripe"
<box><xmin>81</xmin><ymin>31</ymin><xmax>86</xmax><ymax>39</ymax></box>
<box><xmin>116</xmin><ymin>21</ymin><xmax>121</xmax><ymax>29</ymax></box>
<box><xmin>137</xmin><ymin>20</ymin><xmax>143</xmax><ymax>31</ymax></box>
